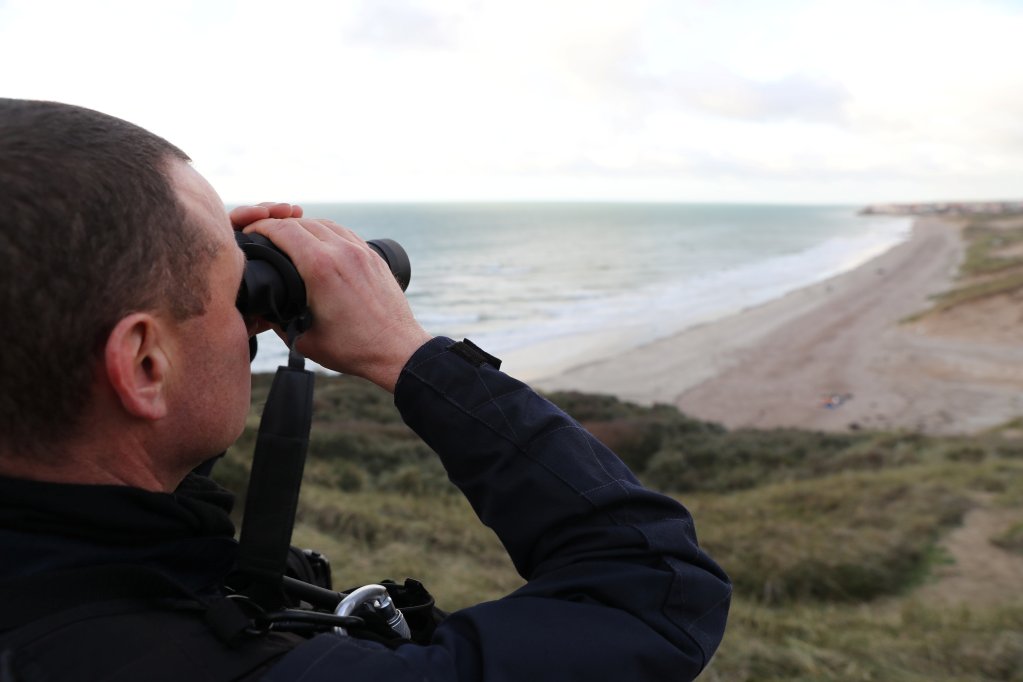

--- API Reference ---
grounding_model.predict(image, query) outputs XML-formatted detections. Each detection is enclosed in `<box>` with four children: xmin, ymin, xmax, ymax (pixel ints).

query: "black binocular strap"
<box><xmin>235</xmin><ymin>357</ymin><xmax>315</xmax><ymax>611</ymax></box>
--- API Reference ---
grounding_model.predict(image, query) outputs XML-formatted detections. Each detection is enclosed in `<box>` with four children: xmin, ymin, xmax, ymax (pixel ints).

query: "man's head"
<box><xmin>0</xmin><ymin>99</ymin><xmax>246</xmax><ymax>483</ymax></box>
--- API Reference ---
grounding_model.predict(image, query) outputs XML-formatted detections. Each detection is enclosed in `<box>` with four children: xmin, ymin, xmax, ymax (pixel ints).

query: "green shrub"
<box><xmin>703</xmin><ymin>596</ymin><xmax>1023</xmax><ymax>682</ymax></box>
<box><xmin>644</xmin><ymin>429</ymin><xmax>867</xmax><ymax>493</ymax></box>
<box><xmin>686</xmin><ymin>470</ymin><xmax>973</xmax><ymax>604</ymax></box>
<box><xmin>580</xmin><ymin>417</ymin><xmax>668</xmax><ymax>472</ymax></box>
<box><xmin>378</xmin><ymin>462</ymin><xmax>454</xmax><ymax>496</ymax></box>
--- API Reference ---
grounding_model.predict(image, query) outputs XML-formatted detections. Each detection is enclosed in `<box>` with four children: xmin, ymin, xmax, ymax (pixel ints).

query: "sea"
<box><xmin>248</xmin><ymin>203</ymin><xmax>913</xmax><ymax>380</ymax></box>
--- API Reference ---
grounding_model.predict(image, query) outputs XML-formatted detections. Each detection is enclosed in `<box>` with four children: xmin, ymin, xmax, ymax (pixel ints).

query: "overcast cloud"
<box><xmin>0</xmin><ymin>0</ymin><xmax>1021</xmax><ymax>203</ymax></box>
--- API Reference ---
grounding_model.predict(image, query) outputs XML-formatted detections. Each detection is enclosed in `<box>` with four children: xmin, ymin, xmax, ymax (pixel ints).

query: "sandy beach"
<box><xmin>537</xmin><ymin>216</ymin><xmax>1023</xmax><ymax>434</ymax></box>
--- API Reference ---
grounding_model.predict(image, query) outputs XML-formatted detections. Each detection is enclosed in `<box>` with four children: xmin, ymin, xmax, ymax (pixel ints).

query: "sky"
<box><xmin>1</xmin><ymin>0</ymin><xmax>1021</xmax><ymax>204</ymax></box>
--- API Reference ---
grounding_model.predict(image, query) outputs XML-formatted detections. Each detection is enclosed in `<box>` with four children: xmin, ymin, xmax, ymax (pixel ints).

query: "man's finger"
<box><xmin>302</xmin><ymin>218</ymin><xmax>369</xmax><ymax>248</ymax></box>
<box><xmin>243</xmin><ymin>218</ymin><xmax>341</xmax><ymax>269</ymax></box>
<box><xmin>229</xmin><ymin>205</ymin><xmax>270</xmax><ymax>229</ymax></box>
<box><xmin>231</xmin><ymin>203</ymin><xmax>303</xmax><ymax>229</ymax></box>
<box><xmin>262</xmin><ymin>203</ymin><xmax>302</xmax><ymax>219</ymax></box>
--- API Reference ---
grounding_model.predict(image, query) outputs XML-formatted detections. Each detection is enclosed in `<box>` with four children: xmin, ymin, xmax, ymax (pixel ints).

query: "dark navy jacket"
<box><xmin>0</xmin><ymin>337</ymin><xmax>730</xmax><ymax>681</ymax></box>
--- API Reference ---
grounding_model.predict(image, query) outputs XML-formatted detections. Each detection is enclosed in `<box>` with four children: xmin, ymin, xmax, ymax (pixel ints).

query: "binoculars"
<box><xmin>234</xmin><ymin>232</ymin><xmax>411</xmax><ymax>335</ymax></box>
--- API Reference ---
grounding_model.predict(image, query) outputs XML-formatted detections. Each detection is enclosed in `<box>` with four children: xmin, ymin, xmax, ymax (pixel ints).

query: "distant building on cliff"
<box><xmin>861</xmin><ymin>201</ymin><xmax>1023</xmax><ymax>216</ymax></box>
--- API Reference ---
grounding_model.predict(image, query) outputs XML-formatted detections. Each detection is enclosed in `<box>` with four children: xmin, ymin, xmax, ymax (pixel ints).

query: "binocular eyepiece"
<box><xmin>235</xmin><ymin>232</ymin><xmax>411</xmax><ymax>336</ymax></box>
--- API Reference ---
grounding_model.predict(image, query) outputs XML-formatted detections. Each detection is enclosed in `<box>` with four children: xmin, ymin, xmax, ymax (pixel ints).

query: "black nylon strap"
<box><xmin>234</xmin><ymin>361</ymin><xmax>316</xmax><ymax>611</ymax></box>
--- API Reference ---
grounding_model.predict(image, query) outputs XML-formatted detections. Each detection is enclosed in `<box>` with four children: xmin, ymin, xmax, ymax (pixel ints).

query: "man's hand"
<box><xmin>243</xmin><ymin>217</ymin><xmax>432</xmax><ymax>393</ymax></box>
<box><xmin>229</xmin><ymin>203</ymin><xmax>306</xmax><ymax>336</ymax></box>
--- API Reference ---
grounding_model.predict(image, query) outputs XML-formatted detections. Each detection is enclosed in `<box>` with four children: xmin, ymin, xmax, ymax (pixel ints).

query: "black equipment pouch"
<box><xmin>285</xmin><ymin>547</ymin><xmax>333</xmax><ymax>591</ymax></box>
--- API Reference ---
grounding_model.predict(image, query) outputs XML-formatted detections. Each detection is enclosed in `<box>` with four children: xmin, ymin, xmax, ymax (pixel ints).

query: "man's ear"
<box><xmin>103</xmin><ymin>313</ymin><xmax>172</xmax><ymax>420</ymax></box>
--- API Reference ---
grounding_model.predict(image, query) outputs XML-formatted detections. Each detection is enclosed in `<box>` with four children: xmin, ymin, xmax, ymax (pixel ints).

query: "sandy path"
<box><xmin>914</xmin><ymin>498</ymin><xmax>1023</xmax><ymax>607</ymax></box>
<box><xmin>538</xmin><ymin>217</ymin><xmax>1023</xmax><ymax>434</ymax></box>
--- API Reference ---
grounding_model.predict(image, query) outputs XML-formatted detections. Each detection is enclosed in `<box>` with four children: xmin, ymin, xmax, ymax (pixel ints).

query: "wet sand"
<box><xmin>537</xmin><ymin>217</ymin><xmax>1023</xmax><ymax>434</ymax></box>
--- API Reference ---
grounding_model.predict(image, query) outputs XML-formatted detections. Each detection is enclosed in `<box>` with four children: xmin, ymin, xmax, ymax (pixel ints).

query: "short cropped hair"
<box><xmin>0</xmin><ymin>99</ymin><xmax>219</xmax><ymax>455</ymax></box>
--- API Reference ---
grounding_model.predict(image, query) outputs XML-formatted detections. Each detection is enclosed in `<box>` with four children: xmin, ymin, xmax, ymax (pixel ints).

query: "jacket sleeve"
<box><xmin>263</xmin><ymin>337</ymin><xmax>730</xmax><ymax>682</ymax></box>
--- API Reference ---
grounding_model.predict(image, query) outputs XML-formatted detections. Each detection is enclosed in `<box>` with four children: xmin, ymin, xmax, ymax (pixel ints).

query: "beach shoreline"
<box><xmin>536</xmin><ymin>216</ymin><xmax>1023</xmax><ymax>434</ymax></box>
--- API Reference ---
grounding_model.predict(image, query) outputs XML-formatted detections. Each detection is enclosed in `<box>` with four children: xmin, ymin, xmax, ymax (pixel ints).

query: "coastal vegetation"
<box><xmin>922</xmin><ymin>215</ymin><xmax>1023</xmax><ymax>315</ymax></box>
<box><xmin>218</xmin><ymin>373</ymin><xmax>1023</xmax><ymax>681</ymax></box>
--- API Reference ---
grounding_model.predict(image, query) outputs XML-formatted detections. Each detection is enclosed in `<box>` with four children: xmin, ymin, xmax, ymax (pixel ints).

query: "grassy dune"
<box><xmin>919</xmin><ymin>215</ymin><xmax>1023</xmax><ymax>316</ymax></box>
<box><xmin>218</xmin><ymin>375</ymin><xmax>1023</xmax><ymax>681</ymax></box>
